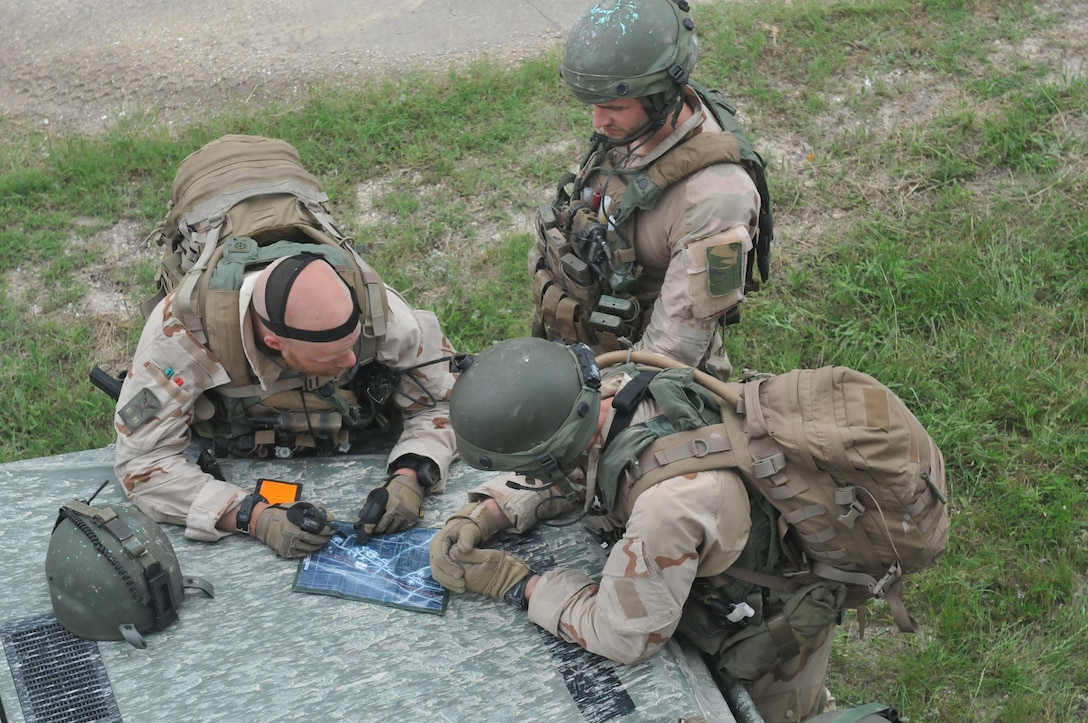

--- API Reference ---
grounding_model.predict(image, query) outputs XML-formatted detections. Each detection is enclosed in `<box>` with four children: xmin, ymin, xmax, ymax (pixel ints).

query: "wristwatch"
<box><xmin>503</xmin><ymin>573</ymin><xmax>534</xmax><ymax>611</ymax></box>
<box><xmin>234</xmin><ymin>493</ymin><xmax>267</xmax><ymax>534</ymax></box>
<box><xmin>391</xmin><ymin>454</ymin><xmax>440</xmax><ymax>490</ymax></box>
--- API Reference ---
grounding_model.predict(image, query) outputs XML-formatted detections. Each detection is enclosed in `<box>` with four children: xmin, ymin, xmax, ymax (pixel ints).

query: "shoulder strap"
<box><xmin>627</xmin><ymin>424</ymin><xmax>740</xmax><ymax>499</ymax></box>
<box><xmin>610</xmin><ymin>132</ymin><xmax>745</xmax><ymax>229</ymax></box>
<box><xmin>688</xmin><ymin>78</ymin><xmax>775</xmax><ymax>289</ymax></box>
<box><xmin>604</xmin><ymin>370</ymin><xmax>658</xmax><ymax>446</ymax></box>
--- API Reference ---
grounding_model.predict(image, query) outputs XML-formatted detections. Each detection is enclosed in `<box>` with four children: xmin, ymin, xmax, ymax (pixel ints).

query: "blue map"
<box><xmin>293</xmin><ymin>527</ymin><xmax>448</xmax><ymax>614</ymax></box>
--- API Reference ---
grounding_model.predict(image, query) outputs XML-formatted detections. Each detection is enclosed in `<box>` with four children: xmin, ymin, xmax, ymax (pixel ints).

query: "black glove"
<box><xmin>253</xmin><ymin>502</ymin><xmax>335</xmax><ymax>558</ymax></box>
<box><xmin>354</xmin><ymin>474</ymin><xmax>424</xmax><ymax>544</ymax></box>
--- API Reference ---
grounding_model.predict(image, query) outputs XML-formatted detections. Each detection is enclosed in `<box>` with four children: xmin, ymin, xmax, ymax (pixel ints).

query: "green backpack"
<box><xmin>594</xmin><ymin>354</ymin><xmax>949</xmax><ymax>635</ymax></box>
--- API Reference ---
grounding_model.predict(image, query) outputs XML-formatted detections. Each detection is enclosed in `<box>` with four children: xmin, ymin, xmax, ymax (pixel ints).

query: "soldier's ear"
<box><xmin>263</xmin><ymin>333</ymin><xmax>284</xmax><ymax>352</ymax></box>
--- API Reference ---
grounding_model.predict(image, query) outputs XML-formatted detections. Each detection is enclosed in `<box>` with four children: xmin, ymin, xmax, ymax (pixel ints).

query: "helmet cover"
<box><xmin>560</xmin><ymin>0</ymin><xmax>699</xmax><ymax>104</ymax></box>
<box><xmin>452</xmin><ymin>337</ymin><xmax>602</xmax><ymax>482</ymax></box>
<box><xmin>46</xmin><ymin>500</ymin><xmax>184</xmax><ymax>645</ymax></box>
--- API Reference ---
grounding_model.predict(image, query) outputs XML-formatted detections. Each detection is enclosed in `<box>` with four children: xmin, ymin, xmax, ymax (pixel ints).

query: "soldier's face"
<box><xmin>591</xmin><ymin>98</ymin><xmax>649</xmax><ymax>141</ymax></box>
<box><xmin>279</xmin><ymin>331</ymin><xmax>359</xmax><ymax>377</ymax></box>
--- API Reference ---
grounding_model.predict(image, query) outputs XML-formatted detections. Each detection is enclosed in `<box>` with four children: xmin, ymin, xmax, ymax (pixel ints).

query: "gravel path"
<box><xmin>0</xmin><ymin>0</ymin><xmax>591</xmax><ymax>135</ymax></box>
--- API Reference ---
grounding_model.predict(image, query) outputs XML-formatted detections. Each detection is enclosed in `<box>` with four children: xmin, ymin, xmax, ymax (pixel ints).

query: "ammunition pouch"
<box><xmin>682</xmin><ymin>580</ymin><xmax>846</xmax><ymax>683</ymax></box>
<box><xmin>198</xmin><ymin>363</ymin><xmax>399</xmax><ymax>460</ymax></box>
<box><xmin>530</xmin><ymin>205</ymin><xmax>648</xmax><ymax>350</ymax></box>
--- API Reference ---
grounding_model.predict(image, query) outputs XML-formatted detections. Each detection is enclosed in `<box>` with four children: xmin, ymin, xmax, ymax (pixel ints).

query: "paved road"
<box><xmin>0</xmin><ymin>0</ymin><xmax>596</xmax><ymax>134</ymax></box>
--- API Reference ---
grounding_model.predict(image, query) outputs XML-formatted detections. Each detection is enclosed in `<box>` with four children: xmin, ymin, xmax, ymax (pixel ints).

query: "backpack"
<box><xmin>135</xmin><ymin>135</ymin><xmax>394</xmax><ymax>456</ymax></box>
<box><xmin>141</xmin><ymin>134</ymin><xmax>387</xmax><ymax>357</ymax></box>
<box><xmin>594</xmin><ymin>355</ymin><xmax>949</xmax><ymax>634</ymax></box>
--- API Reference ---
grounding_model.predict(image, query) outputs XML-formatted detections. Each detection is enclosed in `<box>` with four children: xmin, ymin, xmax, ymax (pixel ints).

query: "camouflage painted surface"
<box><xmin>0</xmin><ymin>449</ymin><xmax>735</xmax><ymax>722</ymax></box>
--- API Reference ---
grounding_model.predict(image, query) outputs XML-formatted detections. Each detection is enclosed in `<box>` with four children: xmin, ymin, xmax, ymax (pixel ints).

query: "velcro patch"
<box><xmin>118</xmin><ymin>388</ymin><xmax>162</xmax><ymax>430</ymax></box>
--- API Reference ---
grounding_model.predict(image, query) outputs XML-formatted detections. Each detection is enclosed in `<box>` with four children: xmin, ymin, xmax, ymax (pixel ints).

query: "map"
<box><xmin>293</xmin><ymin>526</ymin><xmax>448</xmax><ymax>614</ymax></box>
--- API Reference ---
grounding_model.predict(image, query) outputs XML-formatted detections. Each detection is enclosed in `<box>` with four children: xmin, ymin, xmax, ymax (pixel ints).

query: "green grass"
<box><xmin>2</xmin><ymin>0</ymin><xmax>1086</xmax><ymax>718</ymax></box>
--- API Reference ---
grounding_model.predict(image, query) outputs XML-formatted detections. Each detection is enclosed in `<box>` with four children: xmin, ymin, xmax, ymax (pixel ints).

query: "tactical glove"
<box><xmin>253</xmin><ymin>502</ymin><xmax>335</xmax><ymax>558</ymax></box>
<box><xmin>456</xmin><ymin>546</ymin><xmax>532</xmax><ymax>602</ymax></box>
<box><xmin>428</xmin><ymin>502</ymin><xmax>501</xmax><ymax>592</ymax></box>
<box><xmin>354</xmin><ymin>474</ymin><xmax>424</xmax><ymax>543</ymax></box>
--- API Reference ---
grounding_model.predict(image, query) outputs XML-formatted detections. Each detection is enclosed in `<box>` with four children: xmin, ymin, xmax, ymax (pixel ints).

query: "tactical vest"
<box><xmin>530</xmin><ymin>81</ymin><xmax>774</xmax><ymax>351</ymax></box>
<box><xmin>185</xmin><ymin>237</ymin><xmax>392</xmax><ymax>457</ymax></box>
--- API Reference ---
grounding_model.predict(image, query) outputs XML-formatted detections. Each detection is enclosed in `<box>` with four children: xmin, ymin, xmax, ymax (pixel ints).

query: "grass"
<box><xmin>1</xmin><ymin>0</ymin><xmax>1086</xmax><ymax>718</ymax></box>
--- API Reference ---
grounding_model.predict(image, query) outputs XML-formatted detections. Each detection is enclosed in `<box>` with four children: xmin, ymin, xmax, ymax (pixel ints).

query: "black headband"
<box><xmin>255</xmin><ymin>252</ymin><xmax>361</xmax><ymax>343</ymax></box>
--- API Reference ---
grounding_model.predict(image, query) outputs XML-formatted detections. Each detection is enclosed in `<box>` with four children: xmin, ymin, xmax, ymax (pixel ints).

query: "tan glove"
<box><xmin>354</xmin><ymin>474</ymin><xmax>424</xmax><ymax>543</ymax></box>
<box><xmin>457</xmin><ymin>547</ymin><xmax>532</xmax><ymax>602</ymax></box>
<box><xmin>253</xmin><ymin>502</ymin><xmax>335</xmax><ymax>558</ymax></box>
<box><xmin>428</xmin><ymin>502</ymin><xmax>500</xmax><ymax>592</ymax></box>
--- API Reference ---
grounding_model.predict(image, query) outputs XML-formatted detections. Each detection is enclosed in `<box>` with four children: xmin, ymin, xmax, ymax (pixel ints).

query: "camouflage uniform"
<box><xmin>113</xmin><ymin>275</ymin><xmax>457</xmax><ymax>541</ymax></box>
<box><xmin>466</xmin><ymin>370</ymin><xmax>834</xmax><ymax>722</ymax></box>
<box><xmin>532</xmin><ymin>86</ymin><xmax>760</xmax><ymax>373</ymax></box>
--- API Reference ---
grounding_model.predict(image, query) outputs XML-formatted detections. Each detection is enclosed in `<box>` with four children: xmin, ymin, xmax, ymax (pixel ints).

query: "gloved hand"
<box><xmin>253</xmin><ymin>502</ymin><xmax>335</xmax><ymax>558</ymax></box>
<box><xmin>354</xmin><ymin>474</ymin><xmax>424</xmax><ymax>544</ymax></box>
<box><xmin>456</xmin><ymin>546</ymin><xmax>532</xmax><ymax>602</ymax></box>
<box><xmin>428</xmin><ymin>502</ymin><xmax>501</xmax><ymax>592</ymax></box>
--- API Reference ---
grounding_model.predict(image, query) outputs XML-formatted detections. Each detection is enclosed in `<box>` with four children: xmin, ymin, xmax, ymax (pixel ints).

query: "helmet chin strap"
<box><xmin>589</xmin><ymin>86</ymin><xmax>686</xmax><ymax>150</ymax></box>
<box><xmin>591</xmin><ymin>115</ymin><xmax>666</xmax><ymax>150</ymax></box>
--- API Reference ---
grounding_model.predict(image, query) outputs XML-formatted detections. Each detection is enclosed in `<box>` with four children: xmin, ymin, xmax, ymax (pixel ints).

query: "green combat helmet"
<box><xmin>451</xmin><ymin>337</ymin><xmax>602</xmax><ymax>487</ymax></box>
<box><xmin>45</xmin><ymin>499</ymin><xmax>214</xmax><ymax>648</ymax></box>
<box><xmin>560</xmin><ymin>0</ymin><xmax>698</xmax><ymax>117</ymax></box>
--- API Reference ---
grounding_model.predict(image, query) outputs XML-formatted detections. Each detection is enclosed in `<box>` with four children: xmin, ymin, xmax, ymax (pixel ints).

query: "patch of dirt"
<box><xmin>0</xmin><ymin>0</ymin><xmax>578</xmax><ymax>137</ymax></box>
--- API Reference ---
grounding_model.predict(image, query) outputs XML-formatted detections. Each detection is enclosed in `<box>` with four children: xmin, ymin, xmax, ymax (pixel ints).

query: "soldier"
<box><xmin>429</xmin><ymin>337</ymin><xmax>841</xmax><ymax>722</ymax></box>
<box><xmin>529</xmin><ymin>0</ymin><xmax>772</xmax><ymax>378</ymax></box>
<box><xmin>114</xmin><ymin>250</ymin><xmax>458</xmax><ymax>558</ymax></box>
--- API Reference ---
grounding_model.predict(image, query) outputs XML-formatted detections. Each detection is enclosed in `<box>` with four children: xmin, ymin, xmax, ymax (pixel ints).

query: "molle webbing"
<box><xmin>186</xmin><ymin>238</ymin><xmax>386</xmax><ymax>444</ymax></box>
<box><xmin>531</xmin><ymin>93</ymin><xmax>760</xmax><ymax>348</ymax></box>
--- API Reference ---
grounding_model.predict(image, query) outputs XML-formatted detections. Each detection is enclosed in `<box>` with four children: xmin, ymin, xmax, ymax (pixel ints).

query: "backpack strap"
<box><xmin>604</xmin><ymin>370</ymin><xmax>658</xmax><ymax>446</ymax></box>
<box><xmin>609</xmin><ymin>133</ymin><xmax>745</xmax><ymax>230</ymax></box>
<box><xmin>616</xmin><ymin>424</ymin><xmax>740</xmax><ymax>512</ymax></box>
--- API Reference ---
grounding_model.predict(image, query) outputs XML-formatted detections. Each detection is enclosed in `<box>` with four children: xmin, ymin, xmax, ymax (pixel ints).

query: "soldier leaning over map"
<box><xmin>112</xmin><ymin>135</ymin><xmax>459</xmax><ymax>559</ymax></box>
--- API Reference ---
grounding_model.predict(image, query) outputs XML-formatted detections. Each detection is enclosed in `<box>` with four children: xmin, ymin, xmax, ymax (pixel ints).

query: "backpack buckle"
<box><xmin>752</xmin><ymin>451</ymin><xmax>785</xmax><ymax>477</ymax></box>
<box><xmin>871</xmin><ymin>561</ymin><xmax>903</xmax><ymax>596</ymax></box>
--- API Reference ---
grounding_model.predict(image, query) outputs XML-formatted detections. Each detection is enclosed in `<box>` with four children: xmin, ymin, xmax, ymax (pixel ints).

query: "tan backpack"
<box><xmin>141</xmin><ymin>134</ymin><xmax>387</xmax><ymax>350</ymax></box>
<box><xmin>595</xmin><ymin>352</ymin><xmax>949</xmax><ymax>633</ymax></box>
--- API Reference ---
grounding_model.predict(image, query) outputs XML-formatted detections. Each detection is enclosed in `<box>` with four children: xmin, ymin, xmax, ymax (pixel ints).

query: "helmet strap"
<box><xmin>590</xmin><ymin>84</ymin><xmax>686</xmax><ymax>150</ymax></box>
<box><xmin>590</xmin><ymin>117</ymin><xmax>664</xmax><ymax>151</ymax></box>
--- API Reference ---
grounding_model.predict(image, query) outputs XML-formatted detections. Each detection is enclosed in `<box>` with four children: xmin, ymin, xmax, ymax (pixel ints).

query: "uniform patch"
<box><xmin>705</xmin><ymin>241</ymin><xmax>743</xmax><ymax>297</ymax></box>
<box><xmin>118</xmin><ymin>388</ymin><xmax>162</xmax><ymax>430</ymax></box>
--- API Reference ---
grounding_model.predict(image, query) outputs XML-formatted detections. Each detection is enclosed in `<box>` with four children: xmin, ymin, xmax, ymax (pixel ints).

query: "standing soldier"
<box><xmin>529</xmin><ymin>0</ymin><xmax>773</xmax><ymax>378</ymax></box>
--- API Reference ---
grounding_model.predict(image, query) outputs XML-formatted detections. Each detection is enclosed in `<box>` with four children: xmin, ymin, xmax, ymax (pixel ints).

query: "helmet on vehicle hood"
<box><xmin>45</xmin><ymin>499</ymin><xmax>213</xmax><ymax>648</ymax></box>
